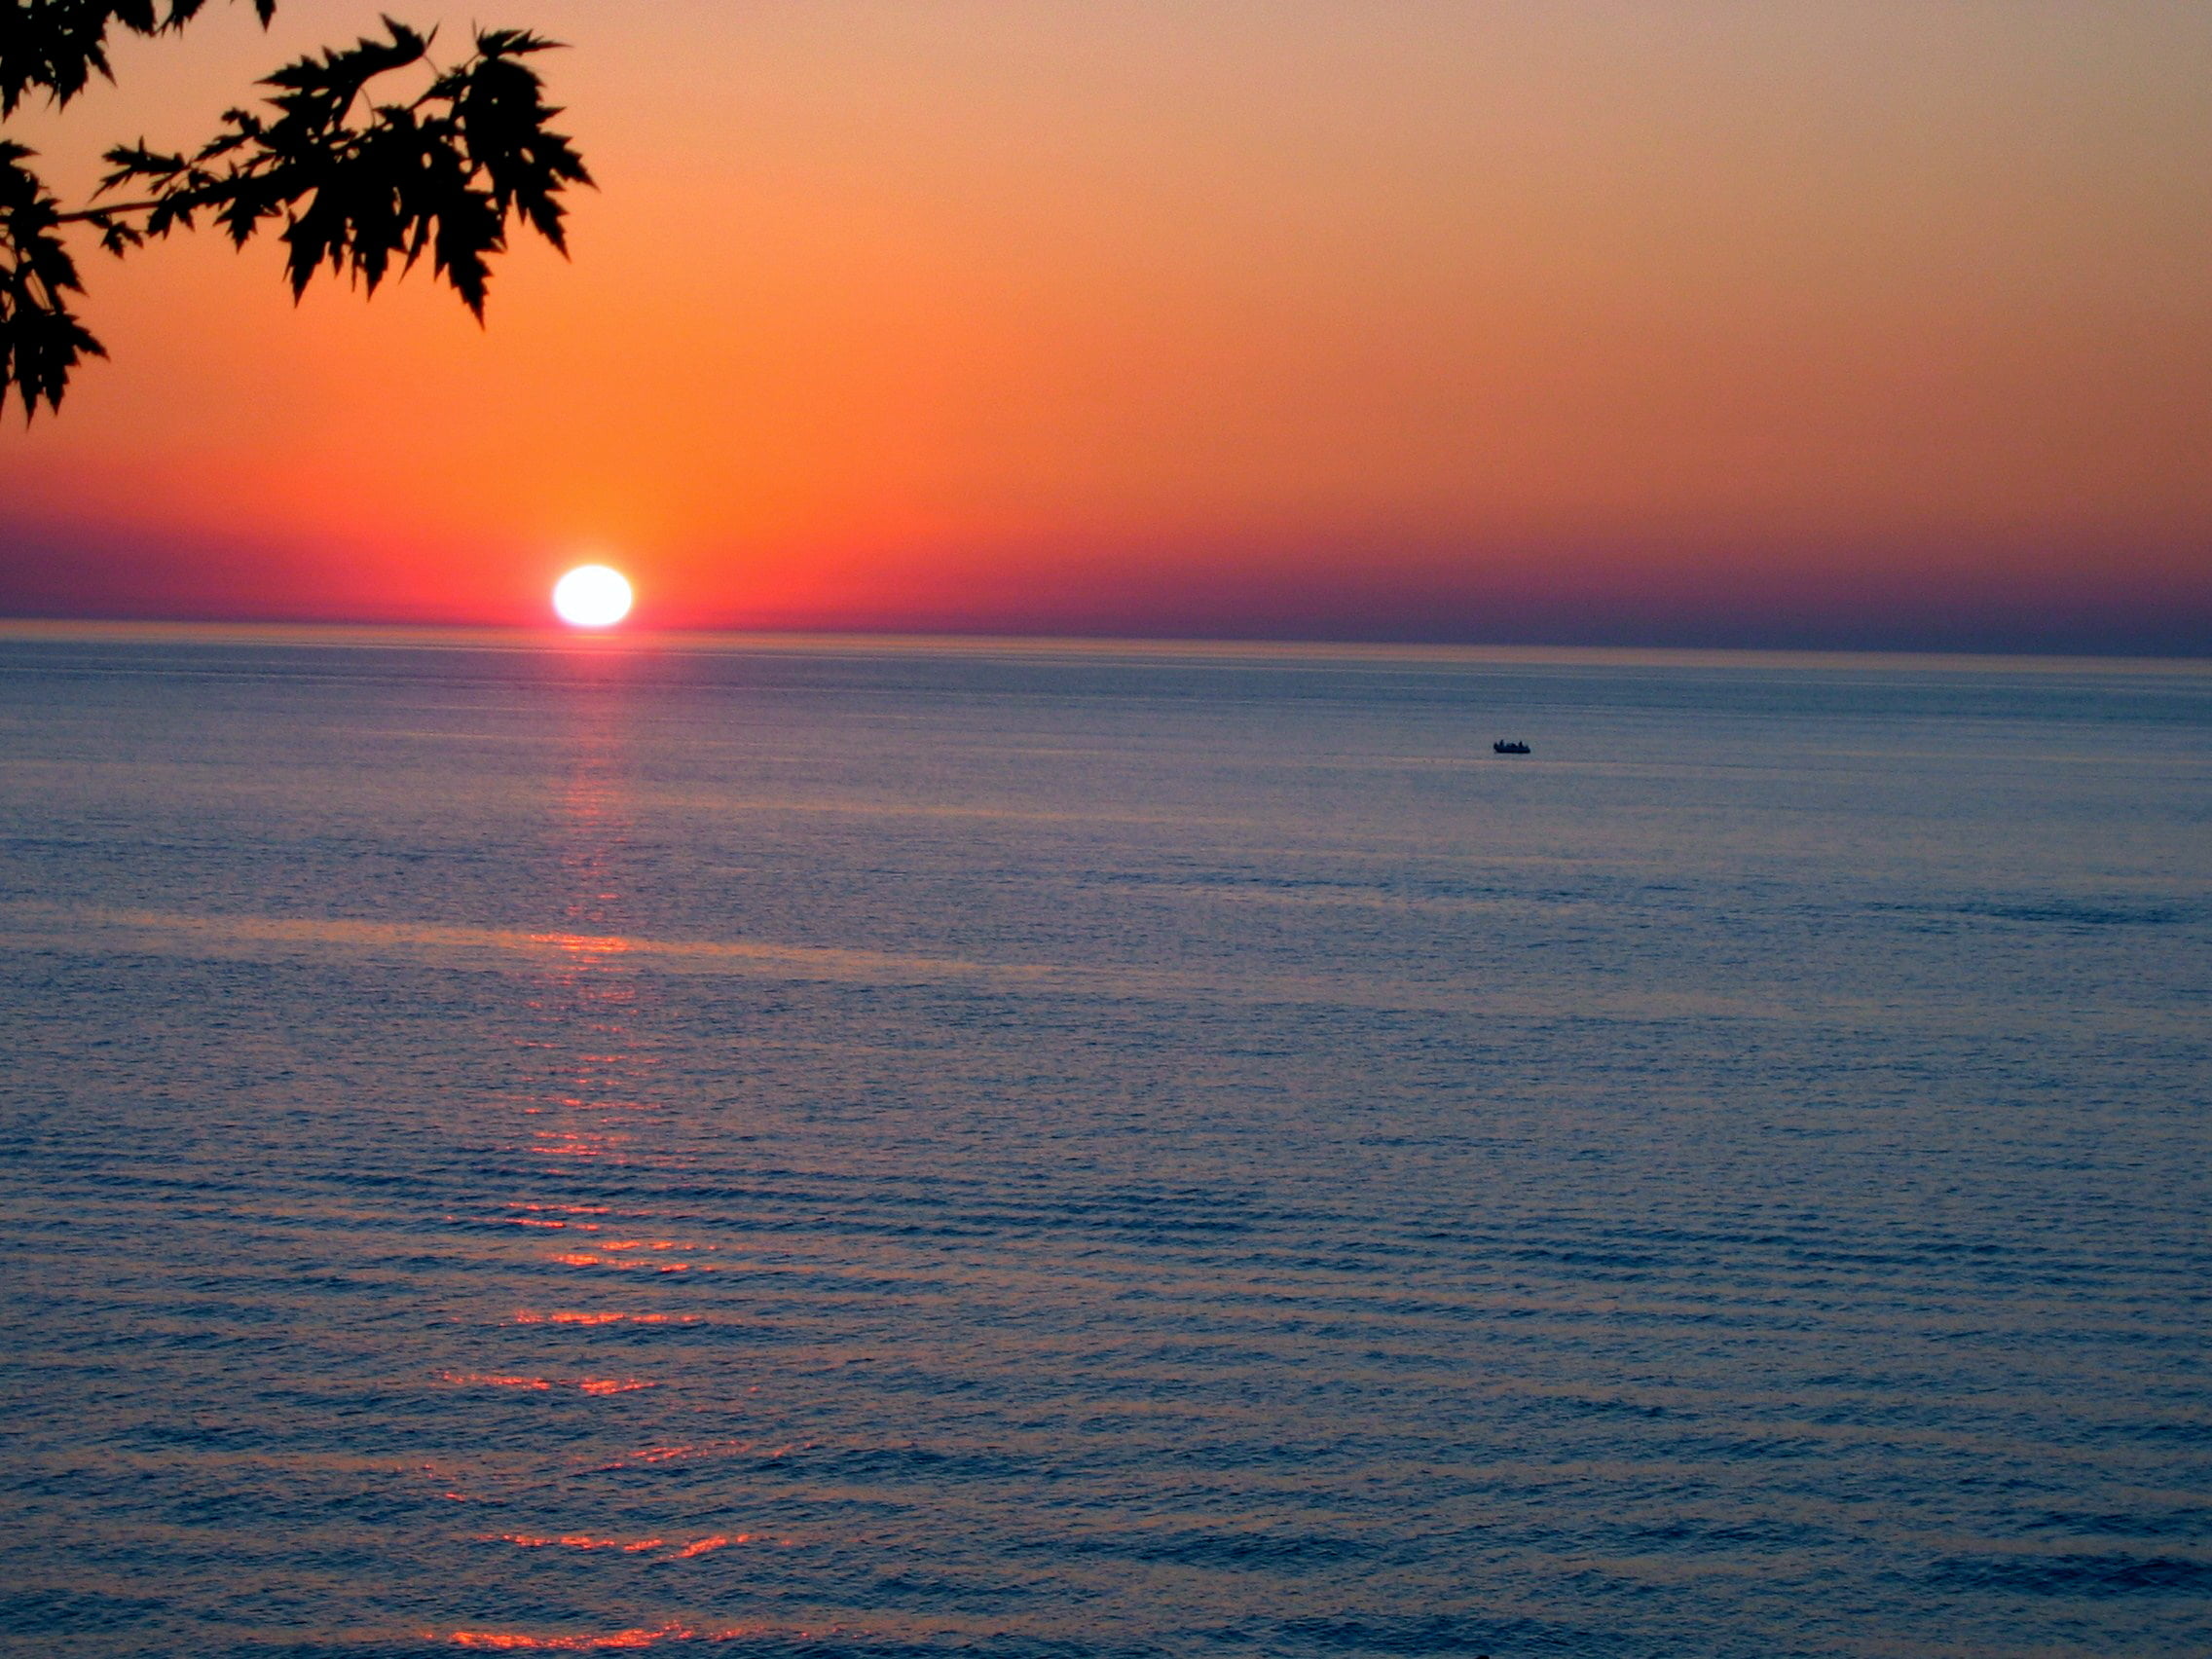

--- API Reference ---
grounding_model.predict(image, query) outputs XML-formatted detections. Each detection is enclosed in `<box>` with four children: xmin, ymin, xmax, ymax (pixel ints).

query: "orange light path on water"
<box><xmin>441</xmin><ymin>1626</ymin><xmax>826</xmax><ymax>1652</ymax></box>
<box><xmin>475</xmin><ymin>1533</ymin><xmax>753</xmax><ymax>1557</ymax></box>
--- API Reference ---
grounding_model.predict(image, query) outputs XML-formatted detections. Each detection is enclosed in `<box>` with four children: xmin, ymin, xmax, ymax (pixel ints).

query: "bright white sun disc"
<box><xmin>553</xmin><ymin>565</ymin><xmax>633</xmax><ymax>628</ymax></box>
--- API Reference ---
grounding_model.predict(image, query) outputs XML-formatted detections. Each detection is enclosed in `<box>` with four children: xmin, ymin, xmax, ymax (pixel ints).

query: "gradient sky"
<box><xmin>2</xmin><ymin>0</ymin><xmax>2207</xmax><ymax>649</ymax></box>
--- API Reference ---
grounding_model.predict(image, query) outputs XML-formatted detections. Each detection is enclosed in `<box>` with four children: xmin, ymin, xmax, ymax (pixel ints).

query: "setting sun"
<box><xmin>552</xmin><ymin>565</ymin><xmax>633</xmax><ymax>629</ymax></box>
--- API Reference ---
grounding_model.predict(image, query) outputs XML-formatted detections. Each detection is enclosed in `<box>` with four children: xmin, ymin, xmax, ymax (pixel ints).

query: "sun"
<box><xmin>552</xmin><ymin>565</ymin><xmax>634</xmax><ymax>628</ymax></box>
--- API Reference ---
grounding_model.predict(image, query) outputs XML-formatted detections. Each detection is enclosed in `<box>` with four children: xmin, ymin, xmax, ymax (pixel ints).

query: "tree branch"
<box><xmin>54</xmin><ymin>201</ymin><xmax>166</xmax><ymax>222</ymax></box>
<box><xmin>3</xmin><ymin>12</ymin><xmax>589</xmax><ymax>416</ymax></box>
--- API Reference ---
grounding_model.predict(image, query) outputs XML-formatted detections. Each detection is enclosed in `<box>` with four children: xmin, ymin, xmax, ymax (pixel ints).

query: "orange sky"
<box><xmin>2</xmin><ymin>1</ymin><xmax>2207</xmax><ymax>648</ymax></box>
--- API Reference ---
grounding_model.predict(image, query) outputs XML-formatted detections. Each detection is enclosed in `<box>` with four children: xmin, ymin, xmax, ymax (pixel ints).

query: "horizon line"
<box><xmin>2</xmin><ymin>617</ymin><xmax>2207</xmax><ymax>676</ymax></box>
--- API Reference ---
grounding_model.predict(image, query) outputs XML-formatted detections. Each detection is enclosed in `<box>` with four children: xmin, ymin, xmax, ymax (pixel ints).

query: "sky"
<box><xmin>1</xmin><ymin>0</ymin><xmax>2206</xmax><ymax>650</ymax></box>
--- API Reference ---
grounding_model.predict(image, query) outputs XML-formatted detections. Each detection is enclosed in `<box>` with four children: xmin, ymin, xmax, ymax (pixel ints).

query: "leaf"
<box><xmin>0</xmin><ymin>142</ymin><xmax>107</xmax><ymax>418</ymax></box>
<box><xmin>0</xmin><ymin>1</ymin><xmax>272</xmax><ymax>119</ymax></box>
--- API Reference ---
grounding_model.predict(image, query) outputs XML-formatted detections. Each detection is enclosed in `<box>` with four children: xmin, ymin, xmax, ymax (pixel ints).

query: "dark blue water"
<box><xmin>2</xmin><ymin>630</ymin><xmax>2206</xmax><ymax>1658</ymax></box>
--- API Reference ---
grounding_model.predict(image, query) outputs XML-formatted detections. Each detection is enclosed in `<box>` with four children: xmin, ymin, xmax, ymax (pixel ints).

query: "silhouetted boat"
<box><xmin>1493</xmin><ymin>740</ymin><xmax>1530</xmax><ymax>755</ymax></box>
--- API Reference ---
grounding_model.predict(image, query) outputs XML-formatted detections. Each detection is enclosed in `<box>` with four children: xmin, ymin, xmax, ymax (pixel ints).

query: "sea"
<box><xmin>1</xmin><ymin>627</ymin><xmax>2205</xmax><ymax>1659</ymax></box>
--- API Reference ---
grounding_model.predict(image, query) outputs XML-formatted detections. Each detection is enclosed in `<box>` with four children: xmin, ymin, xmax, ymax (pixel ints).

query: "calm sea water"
<box><xmin>1</xmin><ymin>630</ymin><xmax>2206</xmax><ymax>1659</ymax></box>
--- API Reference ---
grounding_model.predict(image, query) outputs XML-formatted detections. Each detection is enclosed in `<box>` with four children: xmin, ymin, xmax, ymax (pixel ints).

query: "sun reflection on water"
<box><xmin>424</xmin><ymin>674</ymin><xmax>763</xmax><ymax>1644</ymax></box>
<box><xmin>442</xmin><ymin>1623</ymin><xmax>830</xmax><ymax>1651</ymax></box>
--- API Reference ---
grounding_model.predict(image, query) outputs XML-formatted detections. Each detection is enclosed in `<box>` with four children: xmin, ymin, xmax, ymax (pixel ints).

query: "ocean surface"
<box><xmin>1</xmin><ymin>628</ymin><xmax>2205</xmax><ymax>1659</ymax></box>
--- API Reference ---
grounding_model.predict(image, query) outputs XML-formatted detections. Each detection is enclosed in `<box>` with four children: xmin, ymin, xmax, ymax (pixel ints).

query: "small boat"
<box><xmin>1493</xmin><ymin>740</ymin><xmax>1530</xmax><ymax>755</ymax></box>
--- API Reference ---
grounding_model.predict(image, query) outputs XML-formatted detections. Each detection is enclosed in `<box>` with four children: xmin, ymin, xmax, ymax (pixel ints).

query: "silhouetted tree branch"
<box><xmin>0</xmin><ymin>1</ymin><xmax>589</xmax><ymax>420</ymax></box>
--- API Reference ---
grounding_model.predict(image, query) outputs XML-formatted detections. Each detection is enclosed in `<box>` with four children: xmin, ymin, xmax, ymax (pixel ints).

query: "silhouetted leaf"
<box><xmin>0</xmin><ymin>2</ymin><xmax>269</xmax><ymax>119</ymax></box>
<box><xmin>0</xmin><ymin>139</ymin><xmax>106</xmax><ymax>417</ymax></box>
